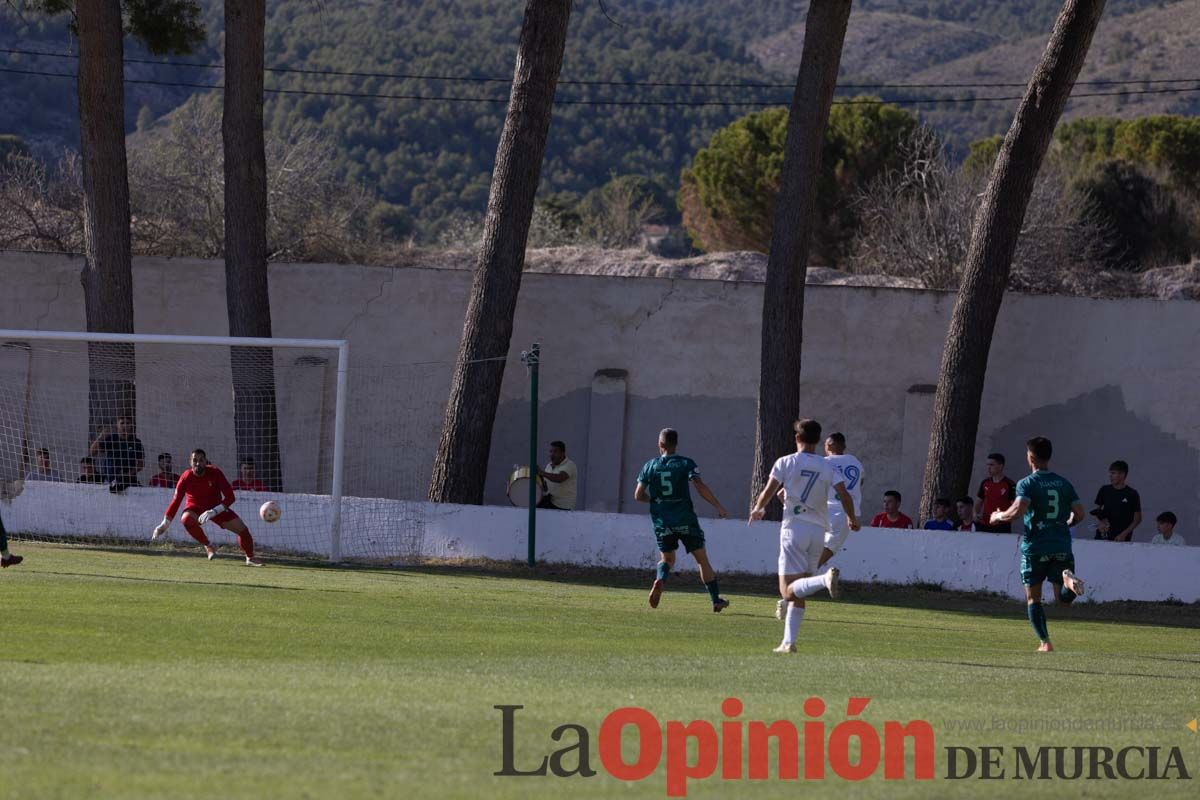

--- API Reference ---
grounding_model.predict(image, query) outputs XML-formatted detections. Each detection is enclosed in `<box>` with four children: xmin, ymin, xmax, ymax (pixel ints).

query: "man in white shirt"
<box><xmin>818</xmin><ymin>432</ymin><xmax>864</xmax><ymax>570</ymax></box>
<box><xmin>1150</xmin><ymin>511</ymin><xmax>1187</xmax><ymax>546</ymax></box>
<box><xmin>750</xmin><ymin>419</ymin><xmax>859</xmax><ymax>653</ymax></box>
<box><xmin>24</xmin><ymin>448</ymin><xmax>65</xmax><ymax>482</ymax></box>
<box><xmin>537</xmin><ymin>440</ymin><xmax>577</xmax><ymax>511</ymax></box>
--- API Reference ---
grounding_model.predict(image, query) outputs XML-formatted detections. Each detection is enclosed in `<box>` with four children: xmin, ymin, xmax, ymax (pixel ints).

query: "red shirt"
<box><xmin>149</xmin><ymin>472</ymin><xmax>179</xmax><ymax>488</ymax></box>
<box><xmin>166</xmin><ymin>466</ymin><xmax>236</xmax><ymax>519</ymax></box>
<box><xmin>231</xmin><ymin>478</ymin><xmax>267</xmax><ymax>492</ymax></box>
<box><xmin>871</xmin><ymin>512</ymin><xmax>913</xmax><ymax>529</ymax></box>
<box><xmin>977</xmin><ymin>476</ymin><xmax>1017</xmax><ymax>518</ymax></box>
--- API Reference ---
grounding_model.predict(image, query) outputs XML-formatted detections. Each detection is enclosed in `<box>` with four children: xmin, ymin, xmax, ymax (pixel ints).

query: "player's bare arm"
<box><xmin>88</xmin><ymin>425</ymin><xmax>110</xmax><ymax>457</ymax></box>
<box><xmin>634</xmin><ymin>481</ymin><xmax>651</xmax><ymax>503</ymax></box>
<box><xmin>990</xmin><ymin>497</ymin><xmax>1028</xmax><ymax>525</ymax></box>
<box><xmin>834</xmin><ymin>482</ymin><xmax>860</xmax><ymax>531</ymax></box>
<box><xmin>749</xmin><ymin>477</ymin><xmax>783</xmax><ymax>523</ymax></box>
<box><xmin>692</xmin><ymin>477</ymin><xmax>727</xmax><ymax>518</ymax></box>
<box><xmin>1066</xmin><ymin>502</ymin><xmax>1087</xmax><ymax>528</ymax></box>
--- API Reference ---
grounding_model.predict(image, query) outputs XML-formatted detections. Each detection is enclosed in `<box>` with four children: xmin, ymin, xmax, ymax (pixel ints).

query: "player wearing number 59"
<box><xmin>635</xmin><ymin>428</ymin><xmax>730</xmax><ymax>613</ymax></box>
<box><xmin>989</xmin><ymin>436</ymin><xmax>1087</xmax><ymax>652</ymax></box>
<box><xmin>152</xmin><ymin>449</ymin><xmax>263</xmax><ymax>566</ymax></box>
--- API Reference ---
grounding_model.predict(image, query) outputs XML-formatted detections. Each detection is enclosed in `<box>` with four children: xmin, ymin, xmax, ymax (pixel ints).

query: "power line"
<box><xmin>3</xmin><ymin>45</ymin><xmax>1200</xmax><ymax>91</ymax></box>
<box><xmin>3</xmin><ymin>66</ymin><xmax>1199</xmax><ymax>108</ymax></box>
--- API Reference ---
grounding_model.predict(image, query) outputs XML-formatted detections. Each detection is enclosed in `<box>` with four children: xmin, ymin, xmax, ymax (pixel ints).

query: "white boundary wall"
<box><xmin>7</xmin><ymin>484</ymin><xmax>1198</xmax><ymax>603</ymax></box>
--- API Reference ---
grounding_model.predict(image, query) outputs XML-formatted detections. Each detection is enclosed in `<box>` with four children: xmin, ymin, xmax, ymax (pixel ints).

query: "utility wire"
<box><xmin>3</xmin><ymin>45</ymin><xmax>1199</xmax><ymax>91</ymax></box>
<box><xmin>2</xmin><ymin>66</ymin><xmax>1199</xmax><ymax>108</ymax></box>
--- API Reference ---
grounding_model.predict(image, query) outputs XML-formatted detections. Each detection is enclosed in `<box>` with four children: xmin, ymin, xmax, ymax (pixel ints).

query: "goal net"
<box><xmin>0</xmin><ymin>330</ymin><xmax>448</xmax><ymax>562</ymax></box>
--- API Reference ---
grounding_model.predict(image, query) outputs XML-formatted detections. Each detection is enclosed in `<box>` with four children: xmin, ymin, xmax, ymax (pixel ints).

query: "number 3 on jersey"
<box><xmin>1046</xmin><ymin>488</ymin><xmax>1059</xmax><ymax>519</ymax></box>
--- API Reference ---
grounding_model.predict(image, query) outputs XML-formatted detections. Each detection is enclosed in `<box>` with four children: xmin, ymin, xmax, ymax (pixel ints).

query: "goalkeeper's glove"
<box><xmin>151</xmin><ymin>517</ymin><xmax>170</xmax><ymax>540</ymax></box>
<box><xmin>198</xmin><ymin>504</ymin><xmax>226</xmax><ymax>525</ymax></box>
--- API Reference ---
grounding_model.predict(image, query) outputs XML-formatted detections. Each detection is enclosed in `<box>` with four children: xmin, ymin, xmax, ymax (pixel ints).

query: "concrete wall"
<box><xmin>6</xmin><ymin>481</ymin><xmax>1197</xmax><ymax>603</ymax></box>
<box><xmin>1</xmin><ymin>251</ymin><xmax>1197</xmax><ymax>545</ymax></box>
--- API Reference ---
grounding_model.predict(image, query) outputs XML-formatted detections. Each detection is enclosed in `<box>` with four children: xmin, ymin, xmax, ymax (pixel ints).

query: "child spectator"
<box><xmin>148</xmin><ymin>453</ymin><xmax>180</xmax><ymax>488</ymax></box>
<box><xmin>871</xmin><ymin>490</ymin><xmax>913</xmax><ymax>529</ymax></box>
<box><xmin>955</xmin><ymin>497</ymin><xmax>976</xmax><ymax>531</ymax></box>
<box><xmin>24</xmin><ymin>448</ymin><xmax>64</xmax><ymax>482</ymax></box>
<box><xmin>1150</xmin><ymin>512</ymin><xmax>1186</xmax><ymax>546</ymax></box>
<box><xmin>1090</xmin><ymin>508</ymin><xmax>1114</xmax><ymax>541</ymax></box>
<box><xmin>923</xmin><ymin>498</ymin><xmax>956</xmax><ymax>530</ymax></box>
<box><xmin>77</xmin><ymin>457</ymin><xmax>106</xmax><ymax>484</ymax></box>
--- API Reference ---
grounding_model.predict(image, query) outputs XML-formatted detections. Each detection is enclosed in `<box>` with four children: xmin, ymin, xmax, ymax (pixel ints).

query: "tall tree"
<box><xmin>27</xmin><ymin>1</ymin><xmax>203</xmax><ymax>438</ymax></box>
<box><xmin>749</xmin><ymin>0</ymin><xmax>853</xmax><ymax>518</ymax></box>
<box><xmin>919</xmin><ymin>0</ymin><xmax>1107</xmax><ymax>520</ymax></box>
<box><xmin>429</xmin><ymin>0</ymin><xmax>572</xmax><ymax>504</ymax></box>
<box><xmin>223</xmin><ymin>0</ymin><xmax>282</xmax><ymax>490</ymax></box>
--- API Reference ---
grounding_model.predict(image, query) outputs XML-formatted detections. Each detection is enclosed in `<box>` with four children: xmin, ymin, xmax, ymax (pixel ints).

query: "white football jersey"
<box><xmin>825</xmin><ymin>453</ymin><xmax>864</xmax><ymax>515</ymax></box>
<box><xmin>771</xmin><ymin>451</ymin><xmax>837</xmax><ymax>530</ymax></box>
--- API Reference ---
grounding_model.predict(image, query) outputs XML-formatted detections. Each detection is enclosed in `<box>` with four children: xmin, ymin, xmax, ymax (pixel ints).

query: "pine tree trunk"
<box><xmin>429</xmin><ymin>0</ymin><xmax>572</xmax><ymax>504</ymax></box>
<box><xmin>77</xmin><ymin>0</ymin><xmax>136</xmax><ymax>439</ymax></box>
<box><xmin>919</xmin><ymin>0</ymin><xmax>1107</xmax><ymax>520</ymax></box>
<box><xmin>223</xmin><ymin>0</ymin><xmax>282</xmax><ymax>491</ymax></box>
<box><xmin>749</xmin><ymin>1</ymin><xmax>853</xmax><ymax>519</ymax></box>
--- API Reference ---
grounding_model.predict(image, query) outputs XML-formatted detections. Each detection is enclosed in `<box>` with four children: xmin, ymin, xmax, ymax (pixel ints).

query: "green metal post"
<box><xmin>526</xmin><ymin>343</ymin><xmax>540</xmax><ymax>567</ymax></box>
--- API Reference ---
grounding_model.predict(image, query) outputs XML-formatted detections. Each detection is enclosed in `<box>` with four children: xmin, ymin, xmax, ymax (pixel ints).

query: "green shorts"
<box><xmin>656</xmin><ymin>524</ymin><xmax>706</xmax><ymax>554</ymax></box>
<box><xmin>1021</xmin><ymin>552</ymin><xmax>1075</xmax><ymax>586</ymax></box>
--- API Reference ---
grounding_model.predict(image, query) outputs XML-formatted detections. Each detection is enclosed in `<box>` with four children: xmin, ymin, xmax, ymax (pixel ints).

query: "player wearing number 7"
<box><xmin>151</xmin><ymin>449</ymin><xmax>263</xmax><ymax>566</ymax></box>
<box><xmin>750</xmin><ymin>419</ymin><xmax>859</xmax><ymax>653</ymax></box>
<box><xmin>989</xmin><ymin>436</ymin><xmax>1087</xmax><ymax>652</ymax></box>
<box><xmin>636</xmin><ymin>428</ymin><xmax>731</xmax><ymax>612</ymax></box>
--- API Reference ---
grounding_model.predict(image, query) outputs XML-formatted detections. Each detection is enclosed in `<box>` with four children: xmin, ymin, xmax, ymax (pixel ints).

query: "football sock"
<box><xmin>0</xmin><ymin>512</ymin><xmax>7</xmax><ymax>552</ymax></box>
<box><xmin>704</xmin><ymin>579</ymin><xmax>721</xmax><ymax>603</ymax></box>
<box><xmin>182</xmin><ymin>519</ymin><xmax>211</xmax><ymax>547</ymax></box>
<box><xmin>656</xmin><ymin>561</ymin><xmax>670</xmax><ymax>582</ymax></box>
<box><xmin>237</xmin><ymin>530</ymin><xmax>255</xmax><ymax>559</ymax></box>
<box><xmin>1027</xmin><ymin>602</ymin><xmax>1049</xmax><ymax>641</ymax></box>
<box><xmin>783</xmin><ymin>603</ymin><xmax>805</xmax><ymax>644</ymax></box>
<box><xmin>1058</xmin><ymin>584</ymin><xmax>1076</xmax><ymax>604</ymax></box>
<box><xmin>788</xmin><ymin>575</ymin><xmax>827</xmax><ymax>598</ymax></box>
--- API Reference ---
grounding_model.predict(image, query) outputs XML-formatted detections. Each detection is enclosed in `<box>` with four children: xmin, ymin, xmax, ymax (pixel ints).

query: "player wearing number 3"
<box><xmin>635</xmin><ymin>428</ymin><xmax>731</xmax><ymax>613</ymax></box>
<box><xmin>151</xmin><ymin>449</ymin><xmax>263</xmax><ymax>566</ymax></box>
<box><xmin>989</xmin><ymin>436</ymin><xmax>1086</xmax><ymax>652</ymax></box>
<box><xmin>750</xmin><ymin>419</ymin><xmax>859</xmax><ymax>654</ymax></box>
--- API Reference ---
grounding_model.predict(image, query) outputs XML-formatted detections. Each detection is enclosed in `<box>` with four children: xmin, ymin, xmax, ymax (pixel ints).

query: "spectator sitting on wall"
<box><xmin>1090</xmin><ymin>508</ymin><xmax>1113</xmax><ymax>541</ymax></box>
<box><xmin>90</xmin><ymin>416</ymin><xmax>145</xmax><ymax>491</ymax></box>
<box><xmin>231</xmin><ymin>458</ymin><xmax>267</xmax><ymax>492</ymax></box>
<box><xmin>1093</xmin><ymin>460</ymin><xmax>1141</xmax><ymax>542</ymax></box>
<box><xmin>976</xmin><ymin>452</ymin><xmax>1017</xmax><ymax>533</ymax></box>
<box><xmin>148</xmin><ymin>452</ymin><xmax>180</xmax><ymax>488</ymax></box>
<box><xmin>77</xmin><ymin>457</ymin><xmax>106</xmax><ymax>484</ymax></box>
<box><xmin>1150</xmin><ymin>511</ymin><xmax>1186</xmax><ymax>546</ymax></box>
<box><xmin>24</xmin><ymin>448</ymin><xmax>64</xmax><ymax>482</ymax></box>
<box><xmin>923</xmin><ymin>498</ymin><xmax>956</xmax><ymax>530</ymax></box>
<box><xmin>537</xmin><ymin>440</ymin><xmax>577</xmax><ymax>511</ymax></box>
<box><xmin>956</xmin><ymin>497</ymin><xmax>976</xmax><ymax>531</ymax></box>
<box><xmin>870</xmin><ymin>490</ymin><xmax>913</xmax><ymax>529</ymax></box>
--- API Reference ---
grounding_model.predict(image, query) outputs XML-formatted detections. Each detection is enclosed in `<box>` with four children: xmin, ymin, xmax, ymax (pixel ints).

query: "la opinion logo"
<box><xmin>495</xmin><ymin>697</ymin><xmax>935</xmax><ymax>796</ymax></box>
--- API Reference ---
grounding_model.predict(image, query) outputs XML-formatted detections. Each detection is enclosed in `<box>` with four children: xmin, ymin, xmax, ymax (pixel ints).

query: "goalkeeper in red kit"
<box><xmin>152</xmin><ymin>449</ymin><xmax>263</xmax><ymax>566</ymax></box>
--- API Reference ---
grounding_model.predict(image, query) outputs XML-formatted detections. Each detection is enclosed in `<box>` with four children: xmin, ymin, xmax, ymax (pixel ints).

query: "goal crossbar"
<box><xmin>0</xmin><ymin>329</ymin><xmax>350</xmax><ymax>562</ymax></box>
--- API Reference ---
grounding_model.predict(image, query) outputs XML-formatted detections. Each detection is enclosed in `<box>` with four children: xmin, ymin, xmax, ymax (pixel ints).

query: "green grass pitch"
<box><xmin>1</xmin><ymin>542</ymin><xmax>1198</xmax><ymax>798</ymax></box>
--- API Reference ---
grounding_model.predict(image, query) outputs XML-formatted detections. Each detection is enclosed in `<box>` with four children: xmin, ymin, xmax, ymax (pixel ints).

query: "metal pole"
<box><xmin>525</xmin><ymin>343</ymin><xmax>540</xmax><ymax>567</ymax></box>
<box><xmin>329</xmin><ymin>340</ymin><xmax>350</xmax><ymax>563</ymax></box>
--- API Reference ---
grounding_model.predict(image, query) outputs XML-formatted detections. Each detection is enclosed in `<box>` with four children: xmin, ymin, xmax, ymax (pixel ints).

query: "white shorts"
<box><xmin>778</xmin><ymin>522</ymin><xmax>825</xmax><ymax>576</ymax></box>
<box><xmin>824</xmin><ymin>508</ymin><xmax>851</xmax><ymax>554</ymax></box>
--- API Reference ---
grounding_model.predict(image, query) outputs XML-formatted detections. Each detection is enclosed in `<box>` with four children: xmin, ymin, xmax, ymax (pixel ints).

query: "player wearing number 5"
<box><xmin>635</xmin><ymin>428</ymin><xmax>730</xmax><ymax>613</ymax></box>
<box><xmin>151</xmin><ymin>449</ymin><xmax>263</xmax><ymax>566</ymax></box>
<box><xmin>751</xmin><ymin>419</ymin><xmax>859</xmax><ymax>653</ymax></box>
<box><xmin>989</xmin><ymin>437</ymin><xmax>1087</xmax><ymax>652</ymax></box>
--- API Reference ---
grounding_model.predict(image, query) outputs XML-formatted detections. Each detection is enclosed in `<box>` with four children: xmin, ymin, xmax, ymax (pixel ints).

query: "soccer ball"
<box><xmin>259</xmin><ymin>501</ymin><xmax>281</xmax><ymax>523</ymax></box>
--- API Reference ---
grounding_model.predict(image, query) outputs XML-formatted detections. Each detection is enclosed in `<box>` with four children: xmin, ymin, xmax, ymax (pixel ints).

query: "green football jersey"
<box><xmin>1016</xmin><ymin>470</ymin><xmax>1078</xmax><ymax>556</ymax></box>
<box><xmin>637</xmin><ymin>454</ymin><xmax>701</xmax><ymax>529</ymax></box>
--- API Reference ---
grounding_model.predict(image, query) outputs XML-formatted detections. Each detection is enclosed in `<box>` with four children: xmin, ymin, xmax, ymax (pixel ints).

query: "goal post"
<box><xmin>0</xmin><ymin>329</ymin><xmax>349</xmax><ymax>562</ymax></box>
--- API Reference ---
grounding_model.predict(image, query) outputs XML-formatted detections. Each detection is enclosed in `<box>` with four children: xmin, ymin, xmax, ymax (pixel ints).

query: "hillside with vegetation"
<box><xmin>0</xmin><ymin>0</ymin><xmax>1193</xmax><ymax>241</ymax></box>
